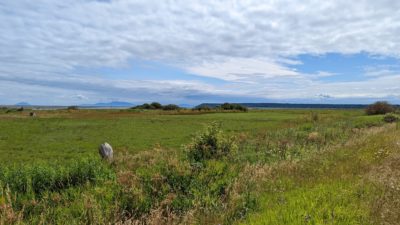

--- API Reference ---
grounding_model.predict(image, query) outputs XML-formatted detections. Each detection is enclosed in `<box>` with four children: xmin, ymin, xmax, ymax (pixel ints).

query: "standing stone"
<box><xmin>99</xmin><ymin>142</ymin><xmax>113</xmax><ymax>161</ymax></box>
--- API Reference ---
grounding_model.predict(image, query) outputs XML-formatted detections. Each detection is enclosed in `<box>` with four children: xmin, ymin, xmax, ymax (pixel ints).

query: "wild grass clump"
<box><xmin>112</xmin><ymin>123</ymin><xmax>255</xmax><ymax>224</ymax></box>
<box><xmin>310</xmin><ymin>112</ymin><xmax>319</xmax><ymax>122</ymax></box>
<box><xmin>185</xmin><ymin>122</ymin><xmax>238</xmax><ymax>163</ymax></box>
<box><xmin>236</xmin><ymin>120</ymin><xmax>359</xmax><ymax>164</ymax></box>
<box><xmin>383</xmin><ymin>113</ymin><xmax>399</xmax><ymax>123</ymax></box>
<box><xmin>0</xmin><ymin>158</ymin><xmax>115</xmax><ymax>196</ymax></box>
<box><xmin>0</xmin><ymin>158</ymin><xmax>116</xmax><ymax>224</ymax></box>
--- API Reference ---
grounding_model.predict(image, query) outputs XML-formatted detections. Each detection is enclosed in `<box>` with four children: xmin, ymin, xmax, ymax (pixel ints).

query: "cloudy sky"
<box><xmin>1</xmin><ymin>0</ymin><xmax>400</xmax><ymax>105</ymax></box>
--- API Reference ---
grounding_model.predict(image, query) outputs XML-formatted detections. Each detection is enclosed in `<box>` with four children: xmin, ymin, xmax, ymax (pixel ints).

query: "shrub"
<box><xmin>162</xmin><ymin>104</ymin><xmax>180</xmax><ymax>111</ymax></box>
<box><xmin>383</xmin><ymin>113</ymin><xmax>399</xmax><ymax>123</ymax></box>
<box><xmin>185</xmin><ymin>122</ymin><xmax>237</xmax><ymax>163</ymax></box>
<box><xmin>365</xmin><ymin>101</ymin><xmax>394</xmax><ymax>115</ymax></box>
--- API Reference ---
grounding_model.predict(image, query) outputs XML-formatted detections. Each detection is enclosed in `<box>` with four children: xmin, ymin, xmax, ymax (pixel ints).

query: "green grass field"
<box><xmin>0</xmin><ymin>109</ymin><xmax>362</xmax><ymax>164</ymax></box>
<box><xmin>1</xmin><ymin>108</ymin><xmax>399</xmax><ymax>224</ymax></box>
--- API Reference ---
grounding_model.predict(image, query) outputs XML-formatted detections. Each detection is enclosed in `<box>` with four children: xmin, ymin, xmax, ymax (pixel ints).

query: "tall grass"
<box><xmin>0</xmin><ymin>159</ymin><xmax>114</xmax><ymax>195</ymax></box>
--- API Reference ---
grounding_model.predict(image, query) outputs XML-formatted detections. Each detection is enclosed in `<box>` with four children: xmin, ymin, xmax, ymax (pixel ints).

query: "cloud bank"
<box><xmin>1</xmin><ymin>0</ymin><xmax>400</xmax><ymax>104</ymax></box>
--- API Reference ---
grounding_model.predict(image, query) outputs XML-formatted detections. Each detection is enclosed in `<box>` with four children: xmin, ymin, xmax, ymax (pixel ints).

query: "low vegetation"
<box><xmin>383</xmin><ymin>113</ymin><xmax>399</xmax><ymax>123</ymax></box>
<box><xmin>131</xmin><ymin>102</ymin><xmax>181</xmax><ymax>111</ymax></box>
<box><xmin>0</xmin><ymin>109</ymin><xmax>399</xmax><ymax>224</ymax></box>
<box><xmin>194</xmin><ymin>103</ymin><xmax>248</xmax><ymax>112</ymax></box>
<box><xmin>365</xmin><ymin>101</ymin><xmax>395</xmax><ymax>115</ymax></box>
<box><xmin>217</xmin><ymin>103</ymin><xmax>248</xmax><ymax>112</ymax></box>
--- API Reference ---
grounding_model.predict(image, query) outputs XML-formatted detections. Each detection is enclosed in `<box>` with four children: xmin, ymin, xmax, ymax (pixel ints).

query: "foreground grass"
<box><xmin>242</xmin><ymin>124</ymin><xmax>400</xmax><ymax>224</ymax></box>
<box><xmin>248</xmin><ymin>182</ymin><xmax>373</xmax><ymax>224</ymax></box>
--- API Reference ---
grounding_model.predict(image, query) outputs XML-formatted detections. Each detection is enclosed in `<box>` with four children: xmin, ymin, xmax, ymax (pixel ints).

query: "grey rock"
<box><xmin>99</xmin><ymin>142</ymin><xmax>113</xmax><ymax>161</ymax></box>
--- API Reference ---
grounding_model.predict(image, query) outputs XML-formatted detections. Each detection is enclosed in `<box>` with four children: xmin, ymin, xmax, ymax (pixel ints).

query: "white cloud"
<box><xmin>186</xmin><ymin>58</ymin><xmax>299</xmax><ymax>81</ymax></box>
<box><xmin>74</xmin><ymin>94</ymin><xmax>88</xmax><ymax>100</ymax></box>
<box><xmin>363</xmin><ymin>65</ymin><xmax>400</xmax><ymax>77</ymax></box>
<box><xmin>2</xmin><ymin>0</ymin><xmax>400</xmax><ymax>70</ymax></box>
<box><xmin>1</xmin><ymin>0</ymin><xmax>400</xmax><ymax>104</ymax></box>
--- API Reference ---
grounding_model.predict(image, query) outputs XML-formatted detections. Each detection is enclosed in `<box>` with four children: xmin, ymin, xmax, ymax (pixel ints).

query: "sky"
<box><xmin>1</xmin><ymin>0</ymin><xmax>400</xmax><ymax>105</ymax></box>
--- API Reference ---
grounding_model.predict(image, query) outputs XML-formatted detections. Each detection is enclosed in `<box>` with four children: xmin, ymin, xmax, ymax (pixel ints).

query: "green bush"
<box><xmin>383</xmin><ymin>113</ymin><xmax>399</xmax><ymax>123</ymax></box>
<box><xmin>365</xmin><ymin>101</ymin><xmax>394</xmax><ymax>115</ymax></box>
<box><xmin>185</xmin><ymin>122</ymin><xmax>237</xmax><ymax>163</ymax></box>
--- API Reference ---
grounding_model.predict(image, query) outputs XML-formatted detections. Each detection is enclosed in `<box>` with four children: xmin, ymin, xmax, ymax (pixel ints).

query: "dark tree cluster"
<box><xmin>218</xmin><ymin>103</ymin><xmax>248</xmax><ymax>112</ymax></box>
<box><xmin>131</xmin><ymin>102</ymin><xmax>181</xmax><ymax>111</ymax></box>
<box><xmin>67</xmin><ymin>106</ymin><xmax>79</xmax><ymax>110</ymax></box>
<box><xmin>365</xmin><ymin>101</ymin><xmax>395</xmax><ymax>115</ymax></box>
<box><xmin>194</xmin><ymin>103</ymin><xmax>248</xmax><ymax>112</ymax></box>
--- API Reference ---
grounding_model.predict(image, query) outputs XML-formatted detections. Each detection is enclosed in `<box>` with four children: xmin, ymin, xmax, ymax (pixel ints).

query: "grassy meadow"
<box><xmin>0</xmin><ymin>108</ymin><xmax>399</xmax><ymax>224</ymax></box>
<box><xmin>0</xmin><ymin>109</ymin><xmax>359</xmax><ymax>164</ymax></box>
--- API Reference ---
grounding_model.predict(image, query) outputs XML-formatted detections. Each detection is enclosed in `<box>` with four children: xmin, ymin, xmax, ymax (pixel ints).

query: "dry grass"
<box><xmin>368</xmin><ymin>152</ymin><xmax>400</xmax><ymax>224</ymax></box>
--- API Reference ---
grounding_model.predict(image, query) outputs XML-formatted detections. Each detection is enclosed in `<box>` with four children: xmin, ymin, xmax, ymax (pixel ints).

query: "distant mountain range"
<box><xmin>9</xmin><ymin>101</ymin><xmax>194</xmax><ymax>108</ymax></box>
<box><xmin>15</xmin><ymin>102</ymin><xmax>31</xmax><ymax>106</ymax></box>
<box><xmin>79</xmin><ymin>101</ymin><xmax>135</xmax><ymax>107</ymax></box>
<box><xmin>79</xmin><ymin>102</ymin><xmax>196</xmax><ymax>108</ymax></box>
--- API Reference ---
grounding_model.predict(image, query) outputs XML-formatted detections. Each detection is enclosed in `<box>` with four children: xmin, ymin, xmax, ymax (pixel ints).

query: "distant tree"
<box><xmin>163</xmin><ymin>104</ymin><xmax>180</xmax><ymax>111</ymax></box>
<box><xmin>194</xmin><ymin>105</ymin><xmax>211</xmax><ymax>111</ymax></box>
<box><xmin>233</xmin><ymin>104</ymin><xmax>248</xmax><ymax>112</ymax></box>
<box><xmin>218</xmin><ymin>103</ymin><xmax>248</xmax><ymax>112</ymax></box>
<box><xmin>365</xmin><ymin>101</ymin><xmax>394</xmax><ymax>115</ymax></box>
<box><xmin>131</xmin><ymin>102</ymin><xmax>181</xmax><ymax>111</ymax></box>
<box><xmin>142</xmin><ymin>103</ymin><xmax>152</xmax><ymax>109</ymax></box>
<box><xmin>150</xmin><ymin>102</ymin><xmax>163</xmax><ymax>109</ymax></box>
<box><xmin>131</xmin><ymin>103</ymin><xmax>150</xmax><ymax>109</ymax></box>
<box><xmin>67</xmin><ymin>106</ymin><xmax>79</xmax><ymax>110</ymax></box>
<box><xmin>220</xmin><ymin>103</ymin><xmax>234</xmax><ymax>110</ymax></box>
